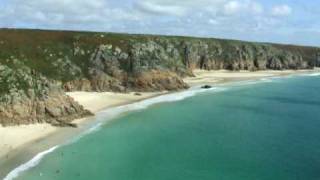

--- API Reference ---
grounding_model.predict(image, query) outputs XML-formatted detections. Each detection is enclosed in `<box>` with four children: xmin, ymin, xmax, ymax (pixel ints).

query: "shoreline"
<box><xmin>1</xmin><ymin>69</ymin><xmax>320</xmax><ymax>179</ymax></box>
<box><xmin>183</xmin><ymin>69</ymin><xmax>320</xmax><ymax>86</ymax></box>
<box><xmin>0</xmin><ymin>92</ymin><xmax>167</xmax><ymax>179</ymax></box>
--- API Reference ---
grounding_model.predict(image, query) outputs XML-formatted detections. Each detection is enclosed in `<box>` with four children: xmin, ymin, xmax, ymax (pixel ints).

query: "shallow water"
<box><xmin>10</xmin><ymin>75</ymin><xmax>320</xmax><ymax>180</ymax></box>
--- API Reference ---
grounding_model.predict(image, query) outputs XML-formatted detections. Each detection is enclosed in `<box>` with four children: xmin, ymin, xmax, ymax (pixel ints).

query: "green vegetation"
<box><xmin>0</xmin><ymin>28</ymin><xmax>319</xmax><ymax>95</ymax></box>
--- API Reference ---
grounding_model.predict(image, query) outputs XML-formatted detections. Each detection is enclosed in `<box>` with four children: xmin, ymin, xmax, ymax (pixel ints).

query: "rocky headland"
<box><xmin>0</xmin><ymin>29</ymin><xmax>319</xmax><ymax>126</ymax></box>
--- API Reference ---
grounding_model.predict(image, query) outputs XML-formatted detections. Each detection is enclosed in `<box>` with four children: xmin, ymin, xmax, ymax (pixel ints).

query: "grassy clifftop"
<box><xmin>1</xmin><ymin>29</ymin><xmax>319</xmax><ymax>84</ymax></box>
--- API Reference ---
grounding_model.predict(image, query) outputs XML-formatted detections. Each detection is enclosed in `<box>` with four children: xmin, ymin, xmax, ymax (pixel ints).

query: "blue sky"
<box><xmin>0</xmin><ymin>0</ymin><xmax>319</xmax><ymax>46</ymax></box>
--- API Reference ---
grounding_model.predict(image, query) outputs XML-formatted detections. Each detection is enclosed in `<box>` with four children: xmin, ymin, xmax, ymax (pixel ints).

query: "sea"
<box><xmin>4</xmin><ymin>72</ymin><xmax>320</xmax><ymax>180</ymax></box>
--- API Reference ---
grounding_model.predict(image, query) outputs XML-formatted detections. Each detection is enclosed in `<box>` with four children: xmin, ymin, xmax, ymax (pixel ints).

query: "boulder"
<box><xmin>201</xmin><ymin>85</ymin><xmax>212</xmax><ymax>89</ymax></box>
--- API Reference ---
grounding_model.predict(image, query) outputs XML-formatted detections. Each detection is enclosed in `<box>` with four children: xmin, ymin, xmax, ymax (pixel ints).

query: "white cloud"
<box><xmin>250</xmin><ymin>2</ymin><xmax>264</xmax><ymax>14</ymax></box>
<box><xmin>223</xmin><ymin>0</ymin><xmax>263</xmax><ymax>15</ymax></box>
<box><xmin>0</xmin><ymin>0</ymin><xmax>317</xmax><ymax>46</ymax></box>
<box><xmin>224</xmin><ymin>1</ymin><xmax>242</xmax><ymax>15</ymax></box>
<box><xmin>135</xmin><ymin>0</ymin><xmax>263</xmax><ymax>17</ymax></box>
<box><xmin>135</xmin><ymin>0</ymin><xmax>226</xmax><ymax>16</ymax></box>
<box><xmin>0</xmin><ymin>0</ymin><xmax>142</xmax><ymax>28</ymax></box>
<box><xmin>209</xmin><ymin>19</ymin><xmax>220</xmax><ymax>25</ymax></box>
<box><xmin>271</xmin><ymin>5</ymin><xmax>292</xmax><ymax>16</ymax></box>
<box><xmin>135</xmin><ymin>1</ymin><xmax>187</xmax><ymax>16</ymax></box>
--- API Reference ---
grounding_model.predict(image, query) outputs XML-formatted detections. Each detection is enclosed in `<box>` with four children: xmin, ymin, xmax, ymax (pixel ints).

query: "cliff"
<box><xmin>0</xmin><ymin>29</ymin><xmax>319</xmax><ymax>126</ymax></box>
<box><xmin>0</xmin><ymin>62</ymin><xmax>92</xmax><ymax>126</ymax></box>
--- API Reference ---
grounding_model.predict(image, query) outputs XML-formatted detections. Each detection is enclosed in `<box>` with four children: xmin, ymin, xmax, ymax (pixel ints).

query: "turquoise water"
<box><xmin>12</xmin><ymin>75</ymin><xmax>320</xmax><ymax>180</ymax></box>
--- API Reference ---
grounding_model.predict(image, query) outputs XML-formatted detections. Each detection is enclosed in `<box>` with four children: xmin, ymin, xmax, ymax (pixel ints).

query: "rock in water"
<box><xmin>201</xmin><ymin>85</ymin><xmax>212</xmax><ymax>89</ymax></box>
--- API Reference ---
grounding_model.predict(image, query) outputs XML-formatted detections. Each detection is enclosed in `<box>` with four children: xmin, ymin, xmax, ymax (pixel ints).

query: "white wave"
<box><xmin>259</xmin><ymin>78</ymin><xmax>276</xmax><ymax>83</ymax></box>
<box><xmin>59</xmin><ymin>87</ymin><xmax>227</xmax><ymax>147</ymax></box>
<box><xmin>227</xmin><ymin>79</ymin><xmax>264</xmax><ymax>87</ymax></box>
<box><xmin>3</xmin><ymin>87</ymin><xmax>225</xmax><ymax>180</ymax></box>
<box><xmin>4</xmin><ymin>73</ymin><xmax>291</xmax><ymax>179</ymax></box>
<box><xmin>305</xmin><ymin>73</ymin><xmax>320</xmax><ymax>77</ymax></box>
<box><xmin>67</xmin><ymin>122</ymin><xmax>103</xmax><ymax>144</ymax></box>
<box><xmin>3</xmin><ymin>146</ymin><xmax>59</xmax><ymax>180</ymax></box>
<box><xmin>93</xmin><ymin>87</ymin><xmax>226</xmax><ymax>126</ymax></box>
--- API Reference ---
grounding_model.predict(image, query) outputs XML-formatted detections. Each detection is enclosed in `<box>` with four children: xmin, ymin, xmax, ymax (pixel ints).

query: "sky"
<box><xmin>0</xmin><ymin>0</ymin><xmax>319</xmax><ymax>46</ymax></box>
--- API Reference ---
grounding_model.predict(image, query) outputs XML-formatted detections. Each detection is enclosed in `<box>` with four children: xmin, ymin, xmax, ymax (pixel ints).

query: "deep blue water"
<box><xmin>11</xmin><ymin>74</ymin><xmax>320</xmax><ymax>180</ymax></box>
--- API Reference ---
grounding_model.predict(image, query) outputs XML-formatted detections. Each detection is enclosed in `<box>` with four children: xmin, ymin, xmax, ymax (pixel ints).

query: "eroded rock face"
<box><xmin>127</xmin><ymin>70</ymin><xmax>189</xmax><ymax>91</ymax></box>
<box><xmin>60</xmin><ymin>39</ymin><xmax>320</xmax><ymax>92</ymax></box>
<box><xmin>63</xmin><ymin>42</ymin><xmax>189</xmax><ymax>92</ymax></box>
<box><xmin>316</xmin><ymin>53</ymin><xmax>320</xmax><ymax>66</ymax></box>
<box><xmin>181</xmin><ymin>42</ymin><xmax>314</xmax><ymax>71</ymax></box>
<box><xmin>0</xmin><ymin>64</ymin><xmax>92</xmax><ymax>126</ymax></box>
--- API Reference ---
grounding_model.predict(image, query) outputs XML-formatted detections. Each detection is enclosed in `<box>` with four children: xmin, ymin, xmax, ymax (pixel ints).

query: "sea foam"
<box><xmin>3</xmin><ymin>87</ymin><xmax>224</xmax><ymax>180</ymax></box>
<box><xmin>3</xmin><ymin>146</ymin><xmax>59</xmax><ymax>180</ymax></box>
<box><xmin>306</xmin><ymin>72</ymin><xmax>320</xmax><ymax>77</ymax></box>
<box><xmin>94</xmin><ymin>87</ymin><xmax>226</xmax><ymax>129</ymax></box>
<box><xmin>66</xmin><ymin>87</ymin><xmax>227</xmax><ymax>144</ymax></box>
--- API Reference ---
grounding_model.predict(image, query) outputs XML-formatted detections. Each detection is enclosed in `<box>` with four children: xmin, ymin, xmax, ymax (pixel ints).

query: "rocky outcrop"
<box><xmin>63</xmin><ymin>43</ymin><xmax>189</xmax><ymax>92</ymax></box>
<box><xmin>0</xmin><ymin>63</ymin><xmax>92</xmax><ymax>126</ymax></box>
<box><xmin>182</xmin><ymin>41</ymin><xmax>311</xmax><ymax>71</ymax></box>
<box><xmin>316</xmin><ymin>53</ymin><xmax>320</xmax><ymax>67</ymax></box>
<box><xmin>126</xmin><ymin>70</ymin><xmax>189</xmax><ymax>91</ymax></box>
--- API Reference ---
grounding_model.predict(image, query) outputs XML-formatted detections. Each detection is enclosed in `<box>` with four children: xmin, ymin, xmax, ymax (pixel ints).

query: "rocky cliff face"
<box><xmin>0</xmin><ymin>62</ymin><xmax>92</xmax><ymax>126</ymax></box>
<box><xmin>182</xmin><ymin>41</ymin><xmax>310</xmax><ymax>71</ymax></box>
<box><xmin>59</xmin><ymin>38</ymin><xmax>319</xmax><ymax>92</ymax></box>
<box><xmin>64</xmin><ymin>43</ymin><xmax>189</xmax><ymax>92</ymax></box>
<box><xmin>0</xmin><ymin>29</ymin><xmax>319</xmax><ymax>126</ymax></box>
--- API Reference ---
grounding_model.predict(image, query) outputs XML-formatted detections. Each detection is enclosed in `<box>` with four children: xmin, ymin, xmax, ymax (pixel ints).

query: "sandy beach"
<box><xmin>66</xmin><ymin>92</ymin><xmax>166</xmax><ymax>113</ymax></box>
<box><xmin>0</xmin><ymin>125</ymin><xmax>57</xmax><ymax>160</ymax></box>
<box><xmin>183</xmin><ymin>69</ymin><xmax>318</xmax><ymax>86</ymax></box>
<box><xmin>1</xmin><ymin>69</ymin><xmax>319</xmax><ymax>178</ymax></box>
<box><xmin>0</xmin><ymin>91</ymin><xmax>164</xmax><ymax>160</ymax></box>
<box><xmin>0</xmin><ymin>91</ymin><xmax>166</xmax><ymax>178</ymax></box>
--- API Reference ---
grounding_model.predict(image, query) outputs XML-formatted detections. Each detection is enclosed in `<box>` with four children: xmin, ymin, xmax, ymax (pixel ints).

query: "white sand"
<box><xmin>0</xmin><ymin>124</ymin><xmax>57</xmax><ymax>160</ymax></box>
<box><xmin>184</xmin><ymin>69</ymin><xmax>315</xmax><ymax>86</ymax></box>
<box><xmin>66</xmin><ymin>91</ymin><xmax>165</xmax><ymax>113</ymax></box>
<box><xmin>0</xmin><ymin>91</ymin><xmax>165</xmax><ymax>160</ymax></box>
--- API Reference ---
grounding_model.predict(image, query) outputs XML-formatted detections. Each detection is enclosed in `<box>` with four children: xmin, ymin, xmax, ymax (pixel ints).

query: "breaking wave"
<box><xmin>3</xmin><ymin>86</ymin><xmax>225</xmax><ymax>180</ymax></box>
<box><xmin>305</xmin><ymin>73</ymin><xmax>320</xmax><ymax>77</ymax></box>
<box><xmin>3</xmin><ymin>146</ymin><xmax>59</xmax><ymax>180</ymax></box>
